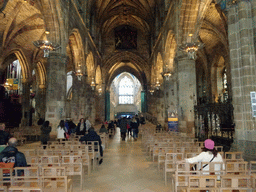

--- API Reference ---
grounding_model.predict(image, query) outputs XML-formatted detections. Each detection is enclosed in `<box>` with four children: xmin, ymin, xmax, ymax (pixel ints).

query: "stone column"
<box><xmin>35</xmin><ymin>85</ymin><xmax>46</xmax><ymax>119</ymax></box>
<box><xmin>176</xmin><ymin>53</ymin><xmax>197</xmax><ymax>134</ymax></box>
<box><xmin>228</xmin><ymin>1</ymin><xmax>256</xmax><ymax>160</ymax></box>
<box><xmin>45</xmin><ymin>53</ymin><xmax>67</xmax><ymax>133</ymax></box>
<box><xmin>20</xmin><ymin>79</ymin><xmax>30</xmax><ymax>126</ymax></box>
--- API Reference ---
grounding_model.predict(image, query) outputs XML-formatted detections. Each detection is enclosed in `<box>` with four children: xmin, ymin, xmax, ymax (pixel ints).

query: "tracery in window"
<box><xmin>119</xmin><ymin>76</ymin><xmax>134</xmax><ymax>104</ymax></box>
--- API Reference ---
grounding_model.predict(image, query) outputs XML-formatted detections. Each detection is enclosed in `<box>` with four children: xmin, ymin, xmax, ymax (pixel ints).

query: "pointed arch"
<box><xmin>68</xmin><ymin>29</ymin><xmax>85</xmax><ymax>72</ymax></box>
<box><xmin>86</xmin><ymin>52</ymin><xmax>95</xmax><ymax>82</ymax></box>
<box><xmin>165</xmin><ymin>31</ymin><xmax>177</xmax><ymax>71</ymax></box>
<box><xmin>156</xmin><ymin>52</ymin><xmax>164</xmax><ymax>82</ymax></box>
<box><xmin>95</xmin><ymin>65</ymin><xmax>102</xmax><ymax>85</ymax></box>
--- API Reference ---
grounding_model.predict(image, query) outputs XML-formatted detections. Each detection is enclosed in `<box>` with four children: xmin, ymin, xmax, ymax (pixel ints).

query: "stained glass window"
<box><xmin>119</xmin><ymin>76</ymin><xmax>134</xmax><ymax>104</ymax></box>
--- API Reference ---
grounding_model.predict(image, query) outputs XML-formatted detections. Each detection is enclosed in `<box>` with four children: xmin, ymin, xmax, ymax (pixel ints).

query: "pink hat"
<box><xmin>204</xmin><ymin>139</ymin><xmax>215</xmax><ymax>150</ymax></box>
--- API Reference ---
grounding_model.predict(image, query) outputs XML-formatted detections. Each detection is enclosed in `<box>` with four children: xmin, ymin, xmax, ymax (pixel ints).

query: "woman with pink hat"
<box><xmin>184</xmin><ymin>139</ymin><xmax>224</xmax><ymax>173</ymax></box>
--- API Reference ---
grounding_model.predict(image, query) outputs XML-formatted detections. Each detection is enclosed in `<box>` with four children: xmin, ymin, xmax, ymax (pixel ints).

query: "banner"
<box><xmin>168</xmin><ymin>111</ymin><xmax>178</xmax><ymax>132</ymax></box>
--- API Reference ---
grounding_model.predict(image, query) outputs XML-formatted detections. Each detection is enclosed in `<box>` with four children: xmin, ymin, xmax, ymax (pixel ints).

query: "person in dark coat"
<box><xmin>40</xmin><ymin>121</ymin><xmax>52</xmax><ymax>147</ymax></box>
<box><xmin>119</xmin><ymin>117</ymin><xmax>127</xmax><ymax>141</ymax></box>
<box><xmin>135</xmin><ymin>115</ymin><xmax>140</xmax><ymax>127</ymax></box>
<box><xmin>0</xmin><ymin>123</ymin><xmax>10</xmax><ymax>145</ymax></box>
<box><xmin>76</xmin><ymin>118</ymin><xmax>86</xmax><ymax>135</ymax></box>
<box><xmin>130</xmin><ymin>117</ymin><xmax>139</xmax><ymax>141</ymax></box>
<box><xmin>79</xmin><ymin>127</ymin><xmax>103</xmax><ymax>164</ymax></box>
<box><xmin>0</xmin><ymin>138</ymin><xmax>27</xmax><ymax>167</ymax></box>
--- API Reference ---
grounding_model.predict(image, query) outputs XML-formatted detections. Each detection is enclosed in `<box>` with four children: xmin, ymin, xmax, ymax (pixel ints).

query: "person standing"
<box><xmin>76</xmin><ymin>118</ymin><xmax>86</xmax><ymax>135</ymax></box>
<box><xmin>57</xmin><ymin>120</ymin><xmax>67</xmax><ymax>140</ymax></box>
<box><xmin>0</xmin><ymin>123</ymin><xmax>10</xmax><ymax>153</ymax></box>
<box><xmin>119</xmin><ymin>117</ymin><xmax>127</xmax><ymax>141</ymax></box>
<box><xmin>130</xmin><ymin>117</ymin><xmax>139</xmax><ymax>141</ymax></box>
<box><xmin>40</xmin><ymin>121</ymin><xmax>52</xmax><ymax>147</ymax></box>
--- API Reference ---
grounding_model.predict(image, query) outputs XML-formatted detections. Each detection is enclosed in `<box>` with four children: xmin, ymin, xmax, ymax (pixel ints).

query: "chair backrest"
<box><xmin>188</xmin><ymin>175</ymin><xmax>217</xmax><ymax>188</ymax></box>
<box><xmin>250</xmin><ymin>161</ymin><xmax>256</xmax><ymax>175</ymax></box>
<box><xmin>225</xmin><ymin>161</ymin><xmax>248</xmax><ymax>175</ymax></box>
<box><xmin>40</xmin><ymin>156</ymin><xmax>60</xmax><ymax>164</ymax></box>
<box><xmin>41</xmin><ymin>166</ymin><xmax>66</xmax><ymax>176</ymax></box>
<box><xmin>0</xmin><ymin>163</ymin><xmax>14</xmax><ymax>185</ymax></box>
<box><xmin>225</xmin><ymin>152</ymin><xmax>244</xmax><ymax>162</ymax></box>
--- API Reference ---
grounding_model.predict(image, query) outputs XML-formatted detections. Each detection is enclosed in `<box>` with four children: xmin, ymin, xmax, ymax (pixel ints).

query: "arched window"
<box><xmin>119</xmin><ymin>76</ymin><xmax>134</xmax><ymax>104</ymax></box>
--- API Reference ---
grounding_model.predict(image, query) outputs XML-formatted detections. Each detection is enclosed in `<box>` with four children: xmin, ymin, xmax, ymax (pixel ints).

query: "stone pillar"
<box><xmin>35</xmin><ymin>85</ymin><xmax>46</xmax><ymax>119</ymax></box>
<box><xmin>20</xmin><ymin>79</ymin><xmax>31</xmax><ymax>126</ymax></box>
<box><xmin>176</xmin><ymin>53</ymin><xmax>197</xmax><ymax>134</ymax></box>
<box><xmin>228</xmin><ymin>1</ymin><xmax>256</xmax><ymax>160</ymax></box>
<box><xmin>45</xmin><ymin>53</ymin><xmax>67</xmax><ymax>133</ymax></box>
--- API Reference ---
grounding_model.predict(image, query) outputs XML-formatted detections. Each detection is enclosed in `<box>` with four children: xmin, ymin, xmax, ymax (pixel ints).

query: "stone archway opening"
<box><xmin>109</xmin><ymin>72</ymin><xmax>142</xmax><ymax>120</ymax></box>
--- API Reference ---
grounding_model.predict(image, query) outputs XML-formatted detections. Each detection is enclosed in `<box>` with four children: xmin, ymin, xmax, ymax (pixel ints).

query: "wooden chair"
<box><xmin>158</xmin><ymin>147</ymin><xmax>174</xmax><ymax>171</ymax></box>
<box><xmin>224</xmin><ymin>152</ymin><xmax>244</xmax><ymax>162</ymax></box>
<box><xmin>9</xmin><ymin>167</ymin><xmax>41</xmax><ymax>192</ymax></box>
<box><xmin>61</xmin><ymin>156</ymin><xmax>83</xmax><ymax>190</ymax></box>
<box><xmin>0</xmin><ymin>163</ymin><xmax>14</xmax><ymax>190</ymax></box>
<box><xmin>187</xmin><ymin>175</ymin><xmax>219</xmax><ymax>192</ymax></box>
<box><xmin>225</xmin><ymin>161</ymin><xmax>248</xmax><ymax>175</ymax></box>
<box><xmin>41</xmin><ymin>166</ymin><xmax>66</xmax><ymax>177</ymax></box>
<box><xmin>220</xmin><ymin>174</ymin><xmax>251</xmax><ymax>192</ymax></box>
<box><xmin>172</xmin><ymin>161</ymin><xmax>201</xmax><ymax>192</ymax></box>
<box><xmin>251</xmin><ymin>174</ymin><xmax>256</xmax><ymax>192</ymax></box>
<box><xmin>41</xmin><ymin>176</ymin><xmax>72</xmax><ymax>192</ymax></box>
<box><xmin>165</xmin><ymin>153</ymin><xmax>184</xmax><ymax>185</ymax></box>
<box><xmin>249</xmin><ymin>161</ymin><xmax>256</xmax><ymax>175</ymax></box>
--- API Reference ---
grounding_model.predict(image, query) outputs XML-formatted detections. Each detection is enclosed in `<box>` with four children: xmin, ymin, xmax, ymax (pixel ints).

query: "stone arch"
<box><xmin>106</xmin><ymin>62</ymin><xmax>146</xmax><ymax>91</ymax></box>
<box><xmin>68</xmin><ymin>29</ymin><xmax>85</xmax><ymax>72</ymax></box>
<box><xmin>95</xmin><ymin>65</ymin><xmax>102</xmax><ymax>85</ymax></box>
<box><xmin>156</xmin><ymin>52</ymin><xmax>164</xmax><ymax>83</ymax></box>
<box><xmin>211</xmin><ymin>55</ymin><xmax>226</xmax><ymax>101</ymax></box>
<box><xmin>36</xmin><ymin>61</ymin><xmax>46</xmax><ymax>87</ymax></box>
<box><xmin>104</xmin><ymin>52</ymin><xmax>149</xmax><ymax>90</ymax></box>
<box><xmin>2</xmin><ymin>49</ymin><xmax>30</xmax><ymax>81</ymax></box>
<box><xmin>86</xmin><ymin>52</ymin><xmax>95</xmax><ymax>83</ymax></box>
<box><xmin>165</xmin><ymin>31</ymin><xmax>177</xmax><ymax>71</ymax></box>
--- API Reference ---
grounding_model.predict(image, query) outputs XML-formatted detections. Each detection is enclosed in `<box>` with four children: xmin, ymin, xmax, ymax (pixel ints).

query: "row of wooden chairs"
<box><xmin>0</xmin><ymin>166</ymin><xmax>73</xmax><ymax>192</ymax></box>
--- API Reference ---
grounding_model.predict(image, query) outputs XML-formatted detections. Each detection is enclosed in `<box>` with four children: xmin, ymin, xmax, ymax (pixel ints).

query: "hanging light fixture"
<box><xmin>75</xmin><ymin>69</ymin><xmax>83</xmax><ymax>81</ymax></box>
<box><xmin>161</xmin><ymin>71</ymin><xmax>172</xmax><ymax>81</ymax></box>
<box><xmin>180</xmin><ymin>33</ymin><xmax>203</xmax><ymax>60</ymax></box>
<box><xmin>33</xmin><ymin>31</ymin><xmax>60</xmax><ymax>57</ymax></box>
<box><xmin>98</xmin><ymin>85</ymin><xmax>102</xmax><ymax>96</ymax></box>
<box><xmin>155</xmin><ymin>78</ymin><xmax>161</xmax><ymax>90</ymax></box>
<box><xmin>90</xmin><ymin>77</ymin><xmax>96</xmax><ymax>90</ymax></box>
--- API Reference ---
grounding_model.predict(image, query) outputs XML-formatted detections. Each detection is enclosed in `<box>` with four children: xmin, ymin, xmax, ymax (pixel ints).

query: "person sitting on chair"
<box><xmin>79</xmin><ymin>127</ymin><xmax>103</xmax><ymax>164</ymax></box>
<box><xmin>0</xmin><ymin>138</ymin><xmax>27</xmax><ymax>167</ymax></box>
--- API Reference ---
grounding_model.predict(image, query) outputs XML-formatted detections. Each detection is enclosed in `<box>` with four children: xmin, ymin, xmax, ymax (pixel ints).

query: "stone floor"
<box><xmin>77</xmin><ymin>129</ymin><xmax>172</xmax><ymax>192</ymax></box>
<box><xmin>19</xmin><ymin>128</ymin><xmax>172</xmax><ymax>192</ymax></box>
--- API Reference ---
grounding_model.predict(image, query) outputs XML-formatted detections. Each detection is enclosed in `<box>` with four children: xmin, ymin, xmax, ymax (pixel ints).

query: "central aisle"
<box><xmin>83</xmin><ymin>128</ymin><xmax>172</xmax><ymax>192</ymax></box>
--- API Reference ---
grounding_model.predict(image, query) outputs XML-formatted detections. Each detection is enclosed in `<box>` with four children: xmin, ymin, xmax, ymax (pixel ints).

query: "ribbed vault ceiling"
<box><xmin>94</xmin><ymin>0</ymin><xmax>156</xmax><ymax>36</ymax></box>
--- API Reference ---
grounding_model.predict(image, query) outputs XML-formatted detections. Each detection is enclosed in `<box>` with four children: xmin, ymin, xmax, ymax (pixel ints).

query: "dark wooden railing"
<box><xmin>194</xmin><ymin>99</ymin><xmax>234</xmax><ymax>151</ymax></box>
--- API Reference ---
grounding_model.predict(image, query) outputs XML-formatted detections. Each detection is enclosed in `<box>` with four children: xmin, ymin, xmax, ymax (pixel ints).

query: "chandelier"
<box><xmin>33</xmin><ymin>31</ymin><xmax>60</xmax><ymax>57</ymax></box>
<box><xmin>75</xmin><ymin>69</ymin><xmax>83</xmax><ymax>81</ymax></box>
<box><xmin>97</xmin><ymin>85</ymin><xmax>102</xmax><ymax>96</ymax></box>
<box><xmin>155</xmin><ymin>78</ymin><xmax>161</xmax><ymax>90</ymax></box>
<box><xmin>90</xmin><ymin>77</ymin><xmax>96</xmax><ymax>90</ymax></box>
<box><xmin>180</xmin><ymin>34</ymin><xmax>203</xmax><ymax>60</ymax></box>
<box><xmin>161</xmin><ymin>71</ymin><xmax>172</xmax><ymax>81</ymax></box>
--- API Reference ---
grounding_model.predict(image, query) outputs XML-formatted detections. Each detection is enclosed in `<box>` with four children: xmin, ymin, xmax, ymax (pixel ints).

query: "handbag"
<box><xmin>64</xmin><ymin>132</ymin><xmax>70</xmax><ymax>139</ymax></box>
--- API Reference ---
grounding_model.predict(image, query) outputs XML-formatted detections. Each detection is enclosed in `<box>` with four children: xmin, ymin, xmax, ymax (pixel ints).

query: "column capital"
<box><xmin>175</xmin><ymin>51</ymin><xmax>195</xmax><ymax>62</ymax></box>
